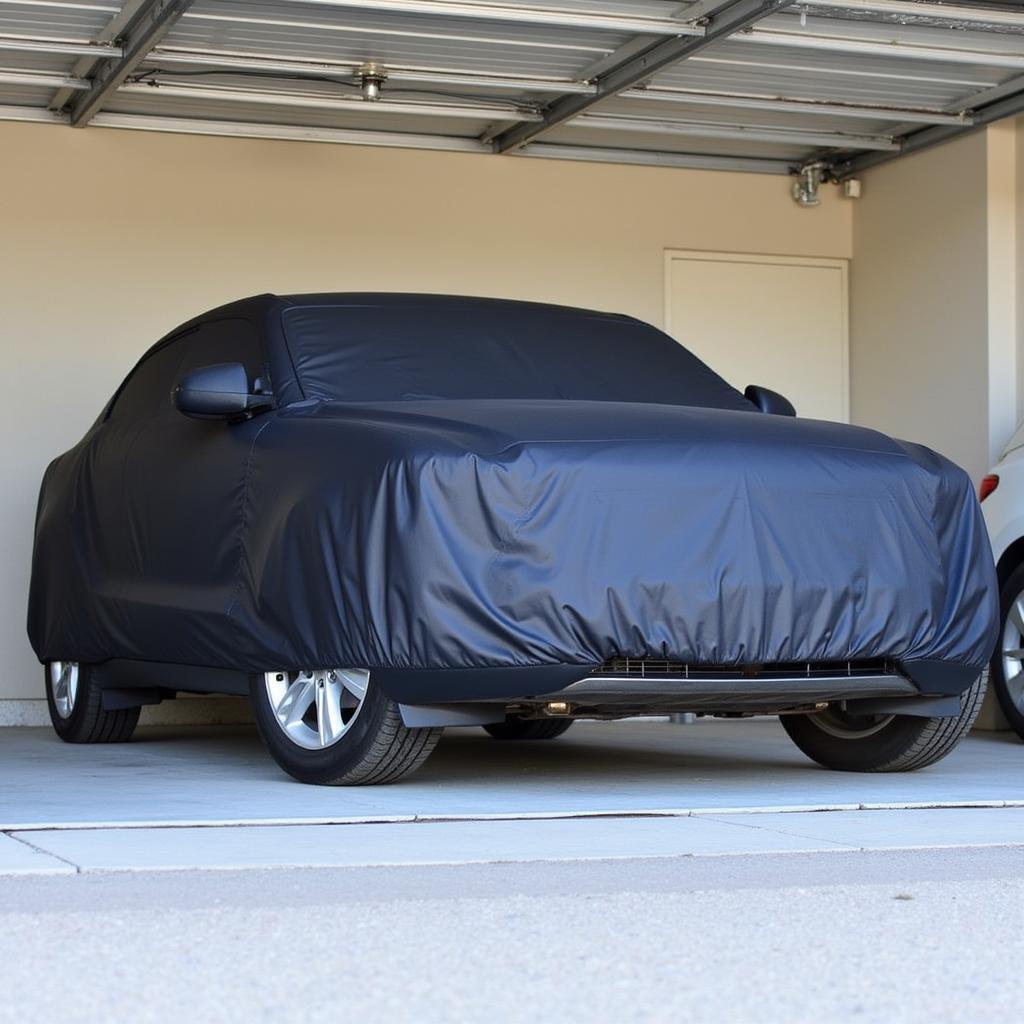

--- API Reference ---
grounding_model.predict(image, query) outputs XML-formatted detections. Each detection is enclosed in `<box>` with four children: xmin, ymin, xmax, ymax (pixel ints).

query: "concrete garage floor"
<box><xmin>0</xmin><ymin>718</ymin><xmax>1022</xmax><ymax>826</ymax></box>
<box><xmin>1</xmin><ymin>718</ymin><xmax>1023</xmax><ymax>871</ymax></box>
<box><xmin>3</xmin><ymin>719</ymin><xmax>1024</xmax><ymax>1023</ymax></box>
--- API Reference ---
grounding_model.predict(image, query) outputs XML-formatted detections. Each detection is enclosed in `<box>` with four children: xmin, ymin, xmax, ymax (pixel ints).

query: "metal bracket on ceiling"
<box><xmin>794</xmin><ymin>158</ymin><xmax>835</xmax><ymax>206</ymax></box>
<box><xmin>791</xmin><ymin>160</ymin><xmax>830</xmax><ymax>207</ymax></box>
<box><xmin>792</xmin><ymin>156</ymin><xmax>869</xmax><ymax>203</ymax></box>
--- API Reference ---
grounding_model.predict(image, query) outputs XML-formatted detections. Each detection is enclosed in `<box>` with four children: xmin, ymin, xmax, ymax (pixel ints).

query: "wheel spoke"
<box><xmin>1004</xmin><ymin>648</ymin><xmax>1024</xmax><ymax>661</ymax></box>
<box><xmin>1006</xmin><ymin>669</ymin><xmax>1024</xmax><ymax>708</ymax></box>
<box><xmin>50</xmin><ymin>661</ymin><xmax>79</xmax><ymax>719</ymax></box>
<box><xmin>53</xmin><ymin>666</ymin><xmax>67</xmax><ymax>705</ymax></box>
<box><xmin>315</xmin><ymin>680</ymin><xmax>328</xmax><ymax>746</ymax></box>
<box><xmin>809</xmin><ymin>704</ymin><xmax>894</xmax><ymax>739</ymax></box>
<box><xmin>66</xmin><ymin>665</ymin><xmax>78</xmax><ymax>710</ymax></box>
<box><xmin>1010</xmin><ymin>599</ymin><xmax>1024</xmax><ymax>637</ymax></box>
<box><xmin>337</xmin><ymin>669</ymin><xmax>368</xmax><ymax>702</ymax></box>
<box><xmin>278</xmin><ymin>676</ymin><xmax>316</xmax><ymax>728</ymax></box>
<box><xmin>315</xmin><ymin>675</ymin><xmax>345</xmax><ymax>746</ymax></box>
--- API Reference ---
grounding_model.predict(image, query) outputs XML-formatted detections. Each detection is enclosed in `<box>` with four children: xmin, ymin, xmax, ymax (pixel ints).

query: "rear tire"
<box><xmin>990</xmin><ymin>563</ymin><xmax>1024</xmax><ymax>740</ymax></box>
<box><xmin>484</xmin><ymin>717</ymin><xmax>574</xmax><ymax>741</ymax></box>
<box><xmin>44</xmin><ymin>661</ymin><xmax>140</xmax><ymax>743</ymax></box>
<box><xmin>780</xmin><ymin>671</ymin><xmax>986</xmax><ymax>772</ymax></box>
<box><xmin>251</xmin><ymin>669</ymin><xmax>441</xmax><ymax>785</ymax></box>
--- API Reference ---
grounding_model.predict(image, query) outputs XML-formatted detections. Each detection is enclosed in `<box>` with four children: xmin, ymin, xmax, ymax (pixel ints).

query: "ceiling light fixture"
<box><xmin>355</xmin><ymin>61</ymin><xmax>387</xmax><ymax>101</ymax></box>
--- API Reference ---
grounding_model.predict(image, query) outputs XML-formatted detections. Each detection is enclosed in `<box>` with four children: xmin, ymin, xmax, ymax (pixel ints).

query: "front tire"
<box><xmin>251</xmin><ymin>669</ymin><xmax>441</xmax><ymax>785</ymax></box>
<box><xmin>780</xmin><ymin>672</ymin><xmax>986</xmax><ymax>772</ymax></box>
<box><xmin>44</xmin><ymin>661</ymin><xmax>140</xmax><ymax>743</ymax></box>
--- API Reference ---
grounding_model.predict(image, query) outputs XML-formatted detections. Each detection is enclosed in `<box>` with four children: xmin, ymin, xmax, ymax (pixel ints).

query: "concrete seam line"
<box><xmin>11</xmin><ymin>843</ymin><xmax>1024</xmax><ymax>878</ymax></box>
<box><xmin>3</xmin><ymin>830</ymin><xmax>82</xmax><ymax>873</ymax></box>
<box><xmin>3</xmin><ymin>802</ymin><xmax>1023</xmax><ymax>833</ymax></box>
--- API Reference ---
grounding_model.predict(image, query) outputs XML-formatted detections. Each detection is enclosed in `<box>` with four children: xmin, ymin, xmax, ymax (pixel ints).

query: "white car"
<box><xmin>981</xmin><ymin>425</ymin><xmax>1024</xmax><ymax>740</ymax></box>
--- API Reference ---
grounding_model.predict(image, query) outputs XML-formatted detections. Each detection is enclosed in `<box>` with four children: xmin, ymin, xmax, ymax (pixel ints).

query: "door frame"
<box><xmin>663</xmin><ymin>249</ymin><xmax>850</xmax><ymax>422</ymax></box>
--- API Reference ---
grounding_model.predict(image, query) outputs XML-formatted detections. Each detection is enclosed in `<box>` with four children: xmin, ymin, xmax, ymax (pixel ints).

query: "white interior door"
<box><xmin>664</xmin><ymin>250</ymin><xmax>849</xmax><ymax>422</ymax></box>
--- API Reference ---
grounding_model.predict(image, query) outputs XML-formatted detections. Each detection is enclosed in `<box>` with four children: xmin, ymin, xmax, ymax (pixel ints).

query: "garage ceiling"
<box><xmin>1</xmin><ymin>0</ymin><xmax>1022</xmax><ymax>178</ymax></box>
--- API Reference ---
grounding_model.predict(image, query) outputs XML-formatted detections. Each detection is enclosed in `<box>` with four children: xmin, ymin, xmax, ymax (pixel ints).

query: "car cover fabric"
<box><xmin>28</xmin><ymin>294</ymin><xmax>998</xmax><ymax>701</ymax></box>
<box><xmin>278</xmin><ymin>296</ymin><xmax>755</xmax><ymax>411</ymax></box>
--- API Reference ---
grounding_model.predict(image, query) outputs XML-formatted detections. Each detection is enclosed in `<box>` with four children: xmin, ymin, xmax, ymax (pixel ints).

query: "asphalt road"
<box><xmin>2</xmin><ymin>847</ymin><xmax>1020</xmax><ymax>1024</ymax></box>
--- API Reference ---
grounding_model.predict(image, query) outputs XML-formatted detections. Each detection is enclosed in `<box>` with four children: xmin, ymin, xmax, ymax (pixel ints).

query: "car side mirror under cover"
<box><xmin>744</xmin><ymin>384</ymin><xmax>796</xmax><ymax>417</ymax></box>
<box><xmin>173</xmin><ymin>362</ymin><xmax>273</xmax><ymax>420</ymax></box>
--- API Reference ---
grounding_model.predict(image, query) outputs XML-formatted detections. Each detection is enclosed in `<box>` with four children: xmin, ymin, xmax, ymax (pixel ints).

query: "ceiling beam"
<box><xmin>69</xmin><ymin>0</ymin><xmax>195</xmax><ymax>127</ymax></box>
<box><xmin>145</xmin><ymin>48</ymin><xmax>596</xmax><ymax>94</ymax></box>
<box><xmin>137</xmin><ymin>49</ymin><xmax>972</xmax><ymax>125</ymax></box>
<box><xmin>516</xmin><ymin>142</ymin><xmax>793</xmax><ymax>175</ymax></box>
<box><xmin>801</xmin><ymin>1</ymin><xmax>1024</xmax><ymax>31</ymax></box>
<box><xmin>945</xmin><ymin>71</ymin><xmax>1024</xmax><ymax>112</ymax></box>
<box><xmin>116</xmin><ymin>80</ymin><xmax>543</xmax><ymax>122</ymax></box>
<box><xmin>0</xmin><ymin>68</ymin><xmax>89</xmax><ymax>90</ymax></box>
<box><xmin>179</xmin><ymin>10</ymin><xmax>617</xmax><ymax>60</ymax></box>
<box><xmin>627</xmin><ymin>87</ymin><xmax>972</xmax><ymax>126</ymax></box>
<box><xmin>0</xmin><ymin>102</ymin><xmax>795</xmax><ymax>175</ymax></box>
<box><xmin>268</xmin><ymin>0</ymin><xmax>704</xmax><ymax>37</ymax></box>
<box><xmin>0</xmin><ymin>35</ymin><xmax>121</xmax><ymax>58</ymax></box>
<box><xmin>491</xmin><ymin>0</ymin><xmax>790</xmax><ymax>153</ymax></box>
<box><xmin>50</xmin><ymin>0</ymin><xmax>148</xmax><ymax>112</ymax></box>
<box><xmin>132</xmin><ymin>47</ymin><xmax>981</xmax><ymax>127</ymax></box>
<box><xmin>740</xmin><ymin>27</ymin><xmax>1024</xmax><ymax>68</ymax></box>
<box><xmin>568</xmin><ymin>113</ymin><xmax>899</xmax><ymax>151</ymax></box>
<box><xmin>0</xmin><ymin>103</ymin><xmax>63</xmax><ymax>124</ymax></box>
<box><xmin>832</xmin><ymin>82</ymin><xmax>1024</xmax><ymax>177</ymax></box>
<box><xmin>87</xmin><ymin>109</ymin><xmax>492</xmax><ymax>153</ymax></box>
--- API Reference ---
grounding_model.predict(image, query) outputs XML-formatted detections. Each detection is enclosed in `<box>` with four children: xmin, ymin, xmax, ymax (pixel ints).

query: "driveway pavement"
<box><xmin>1</xmin><ymin>848</ymin><xmax>1021</xmax><ymax>1024</ymax></box>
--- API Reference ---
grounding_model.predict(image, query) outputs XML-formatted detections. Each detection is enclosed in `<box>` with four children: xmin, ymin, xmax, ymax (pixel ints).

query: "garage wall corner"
<box><xmin>987</xmin><ymin>120</ymin><xmax>1018</xmax><ymax>470</ymax></box>
<box><xmin>1018</xmin><ymin>115</ymin><xmax>1024</xmax><ymax>427</ymax></box>
<box><xmin>850</xmin><ymin>126</ymin><xmax>1019</xmax><ymax>486</ymax></box>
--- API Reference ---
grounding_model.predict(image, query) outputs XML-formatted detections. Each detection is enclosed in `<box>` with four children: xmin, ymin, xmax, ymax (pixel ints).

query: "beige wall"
<box><xmin>988</xmin><ymin>121</ymin><xmax>1019</xmax><ymax>464</ymax></box>
<box><xmin>850</xmin><ymin>125</ymin><xmax>1021</xmax><ymax>485</ymax></box>
<box><xmin>0</xmin><ymin>120</ymin><xmax>852</xmax><ymax>706</ymax></box>
<box><xmin>1019</xmin><ymin>116</ymin><xmax>1024</xmax><ymax>423</ymax></box>
<box><xmin>849</xmin><ymin>132</ymin><xmax>992</xmax><ymax>484</ymax></box>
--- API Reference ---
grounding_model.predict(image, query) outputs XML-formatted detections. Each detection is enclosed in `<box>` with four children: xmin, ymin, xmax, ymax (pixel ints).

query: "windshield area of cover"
<box><xmin>280</xmin><ymin>298</ymin><xmax>753</xmax><ymax>411</ymax></box>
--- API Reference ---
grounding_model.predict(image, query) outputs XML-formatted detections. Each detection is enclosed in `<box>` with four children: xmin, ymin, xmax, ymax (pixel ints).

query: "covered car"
<box><xmin>28</xmin><ymin>294</ymin><xmax>997</xmax><ymax>784</ymax></box>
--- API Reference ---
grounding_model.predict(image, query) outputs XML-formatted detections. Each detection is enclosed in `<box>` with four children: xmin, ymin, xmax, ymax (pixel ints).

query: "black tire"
<box><xmin>484</xmin><ymin>717</ymin><xmax>574</xmax><ymax>740</ymax></box>
<box><xmin>250</xmin><ymin>672</ymin><xmax>441</xmax><ymax>785</ymax></box>
<box><xmin>44</xmin><ymin>662</ymin><xmax>140</xmax><ymax>743</ymax></box>
<box><xmin>780</xmin><ymin>671</ymin><xmax>987</xmax><ymax>772</ymax></box>
<box><xmin>989</xmin><ymin>562</ymin><xmax>1024</xmax><ymax>740</ymax></box>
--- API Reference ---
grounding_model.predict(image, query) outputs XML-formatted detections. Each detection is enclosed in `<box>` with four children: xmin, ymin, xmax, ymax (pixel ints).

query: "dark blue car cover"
<box><xmin>28</xmin><ymin>294</ymin><xmax>998</xmax><ymax>703</ymax></box>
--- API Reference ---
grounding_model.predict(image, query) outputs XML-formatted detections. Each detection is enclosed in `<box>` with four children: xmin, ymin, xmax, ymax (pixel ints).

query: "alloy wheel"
<box><xmin>804</xmin><ymin>703</ymin><xmax>894</xmax><ymax>739</ymax></box>
<box><xmin>264</xmin><ymin>669</ymin><xmax>369</xmax><ymax>750</ymax></box>
<box><xmin>49</xmin><ymin>661</ymin><xmax>79</xmax><ymax>719</ymax></box>
<box><xmin>1001</xmin><ymin>590</ymin><xmax>1024</xmax><ymax>715</ymax></box>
